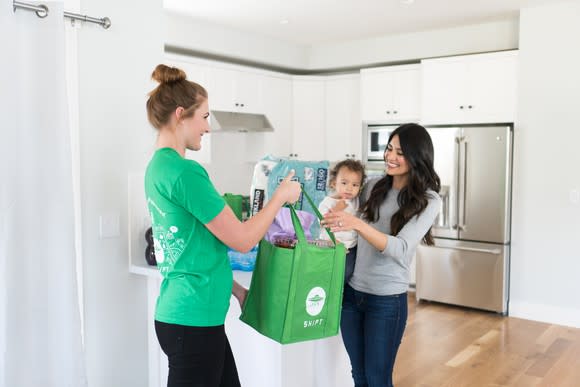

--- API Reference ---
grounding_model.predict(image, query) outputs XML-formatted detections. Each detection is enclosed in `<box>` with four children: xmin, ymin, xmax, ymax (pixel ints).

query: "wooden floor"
<box><xmin>394</xmin><ymin>294</ymin><xmax>580</xmax><ymax>387</ymax></box>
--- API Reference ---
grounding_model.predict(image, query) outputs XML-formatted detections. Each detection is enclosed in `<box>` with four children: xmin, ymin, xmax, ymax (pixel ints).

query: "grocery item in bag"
<box><xmin>267</xmin><ymin>159</ymin><xmax>328</xmax><ymax>212</ymax></box>
<box><xmin>249</xmin><ymin>156</ymin><xmax>279</xmax><ymax>216</ymax></box>
<box><xmin>249</xmin><ymin>155</ymin><xmax>329</xmax><ymax>236</ymax></box>
<box><xmin>228</xmin><ymin>245</ymin><xmax>258</xmax><ymax>271</ymax></box>
<box><xmin>265</xmin><ymin>207</ymin><xmax>316</xmax><ymax>243</ymax></box>
<box><xmin>240</xmin><ymin>190</ymin><xmax>345</xmax><ymax>344</ymax></box>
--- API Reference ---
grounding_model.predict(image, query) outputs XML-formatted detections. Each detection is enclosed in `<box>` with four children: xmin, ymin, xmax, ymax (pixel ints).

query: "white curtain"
<box><xmin>0</xmin><ymin>1</ymin><xmax>87</xmax><ymax>386</ymax></box>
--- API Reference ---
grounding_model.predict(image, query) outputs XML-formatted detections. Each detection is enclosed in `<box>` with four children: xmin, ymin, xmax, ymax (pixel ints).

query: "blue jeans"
<box><xmin>340</xmin><ymin>284</ymin><xmax>408</xmax><ymax>387</ymax></box>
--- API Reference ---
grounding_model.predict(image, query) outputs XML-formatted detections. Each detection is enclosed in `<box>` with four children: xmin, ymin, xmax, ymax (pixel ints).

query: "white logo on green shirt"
<box><xmin>152</xmin><ymin>224</ymin><xmax>185</xmax><ymax>273</ymax></box>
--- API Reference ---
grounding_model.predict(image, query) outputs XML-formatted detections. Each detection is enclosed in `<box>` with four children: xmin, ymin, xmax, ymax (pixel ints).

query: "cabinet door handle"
<box><xmin>459</xmin><ymin>105</ymin><xmax>464</xmax><ymax>109</ymax></box>
<box><xmin>235</xmin><ymin>103</ymin><xmax>239</xmax><ymax>107</ymax></box>
<box><xmin>386</xmin><ymin>111</ymin><xmax>391</xmax><ymax>114</ymax></box>
<box><xmin>393</xmin><ymin>110</ymin><xmax>398</xmax><ymax>114</ymax></box>
<box><xmin>241</xmin><ymin>103</ymin><xmax>245</xmax><ymax>107</ymax></box>
<box><xmin>468</xmin><ymin>105</ymin><xmax>473</xmax><ymax>109</ymax></box>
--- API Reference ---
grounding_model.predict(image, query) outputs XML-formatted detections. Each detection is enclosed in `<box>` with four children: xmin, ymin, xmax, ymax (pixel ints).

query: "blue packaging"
<box><xmin>228</xmin><ymin>245</ymin><xmax>258</xmax><ymax>271</ymax></box>
<box><xmin>267</xmin><ymin>158</ymin><xmax>329</xmax><ymax>237</ymax></box>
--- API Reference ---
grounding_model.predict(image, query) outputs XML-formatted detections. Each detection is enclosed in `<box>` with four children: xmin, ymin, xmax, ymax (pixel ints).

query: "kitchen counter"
<box><xmin>130</xmin><ymin>266</ymin><xmax>351</xmax><ymax>387</ymax></box>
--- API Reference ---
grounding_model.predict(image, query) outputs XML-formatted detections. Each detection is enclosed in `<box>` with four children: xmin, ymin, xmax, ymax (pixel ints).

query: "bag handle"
<box><xmin>288</xmin><ymin>188</ymin><xmax>338</xmax><ymax>245</ymax></box>
<box><xmin>288</xmin><ymin>206</ymin><xmax>307</xmax><ymax>243</ymax></box>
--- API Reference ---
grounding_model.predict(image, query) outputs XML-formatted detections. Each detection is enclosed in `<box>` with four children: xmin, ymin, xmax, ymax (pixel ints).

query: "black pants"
<box><xmin>155</xmin><ymin>321</ymin><xmax>241</xmax><ymax>387</ymax></box>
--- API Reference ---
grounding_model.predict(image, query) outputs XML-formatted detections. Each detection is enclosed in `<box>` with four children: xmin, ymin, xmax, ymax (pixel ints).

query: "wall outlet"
<box><xmin>100</xmin><ymin>213</ymin><xmax>120</xmax><ymax>239</ymax></box>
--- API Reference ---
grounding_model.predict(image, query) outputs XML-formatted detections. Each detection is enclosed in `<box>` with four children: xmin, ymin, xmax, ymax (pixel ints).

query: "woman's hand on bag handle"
<box><xmin>206</xmin><ymin>170</ymin><xmax>301</xmax><ymax>253</ymax></box>
<box><xmin>271</xmin><ymin>169</ymin><xmax>301</xmax><ymax>205</ymax></box>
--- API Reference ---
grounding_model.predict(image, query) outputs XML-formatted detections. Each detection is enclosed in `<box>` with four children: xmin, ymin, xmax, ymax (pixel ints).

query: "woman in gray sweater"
<box><xmin>322</xmin><ymin>123</ymin><xmax>441</xmax><ymax>387</ymax></box>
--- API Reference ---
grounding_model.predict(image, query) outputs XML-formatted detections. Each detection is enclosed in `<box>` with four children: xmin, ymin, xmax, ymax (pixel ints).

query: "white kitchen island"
<box><xmin>130</xmin><ymin>263</ymin><xmax>352</xmax><ymax>387</ymax></box>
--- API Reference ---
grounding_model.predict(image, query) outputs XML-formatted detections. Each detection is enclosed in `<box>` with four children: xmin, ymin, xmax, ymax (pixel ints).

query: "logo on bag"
<box><xmin>306</xmin><ymin>287</ymin><xmax>326</xmax><ymax>316</ymax></box>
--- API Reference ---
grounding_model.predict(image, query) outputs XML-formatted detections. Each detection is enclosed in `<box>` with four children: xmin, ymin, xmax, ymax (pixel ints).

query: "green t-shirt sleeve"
<box><xmin>172</xmin><ymin>162</ymin><xmax>226</xmax><ymax>224</ymax></box>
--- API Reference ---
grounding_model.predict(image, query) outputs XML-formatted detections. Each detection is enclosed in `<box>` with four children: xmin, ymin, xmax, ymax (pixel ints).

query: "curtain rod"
<box><xmin>13</xmin><ymin>1</ymin><xmax>111</xmax><ymax>29</ymax></box>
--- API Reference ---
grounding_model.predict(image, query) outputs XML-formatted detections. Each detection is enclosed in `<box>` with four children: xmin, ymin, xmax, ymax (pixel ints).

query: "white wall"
<box><xmin>77</xmin><ymin>0</ymin><xmax>163</xmax><ymax>385</ymax></box>
<box><xmin>206</xmin><ymin>133</ymin><xmax>256</xmax><ymax>196</ymax></box>
<box><xmin>165</xmin><ymin>11</ymin><xmax>309</xmax><ymax>71</ymax></box>
<box><xmin>510</xmin><ymin>0</ymin><xmax>580</xmax><ymax>327</ymax></box>
<box><xmin>165</xmin><ymin>13</ymin><xmax>518</xmax><ymax>71</ymax></box>
<box><xmin>308</xmin><ymin>18</ymin><xmax>519</xmax><ymax>69</ymax></box>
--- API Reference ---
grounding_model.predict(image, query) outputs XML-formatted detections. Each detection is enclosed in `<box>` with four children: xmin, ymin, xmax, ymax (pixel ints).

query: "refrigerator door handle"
<box><xmin>454</xmin><ymin>136</ymin><xmax>462</xmax><ymax>230</ymax></box>
<box><xmin>459</xmin><ymin>139</ymin><xmax>468</xmax><ymax>231</ymax></box>
<box><xmin>430</xmin><ymin>245</ymin><xmax>502</xmax><ymax>255</ymax></box>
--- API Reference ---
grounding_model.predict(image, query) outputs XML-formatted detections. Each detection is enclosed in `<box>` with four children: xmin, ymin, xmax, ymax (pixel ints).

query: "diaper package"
<box><xmin>249</xmin><ymin>155</ymin><xmax>329</xmax><ymax>238</ymax></box>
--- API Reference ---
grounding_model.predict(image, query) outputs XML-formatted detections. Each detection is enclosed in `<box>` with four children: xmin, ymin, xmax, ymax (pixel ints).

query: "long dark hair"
<box><xmin>361</xmin><ymin>123</ymin><xmax>441</xmax><ymax>245</ymax></box>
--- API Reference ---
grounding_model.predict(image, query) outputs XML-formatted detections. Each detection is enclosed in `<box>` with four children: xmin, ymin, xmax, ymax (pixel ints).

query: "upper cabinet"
<box><xmin>291</xmin><ymin>75</ymin><xmax>362</xmax><ymax>162</ymax></box>
<box><xmin>360</xmin><ymin>64</ymin><xmax>421</xmax><ymax>123</ymax></box>
<box><xmin>163</xmin><ymin>49</ymin><xmax>519</xmax><ymax>169</ymax></box>
<box><xmin>246</xmin><ymin>74</ymin><xmax>293</xmax><ymax>161</ymax></box>
<box><xmin>421</xmin><ymin>51</ymin><xmax>518</xmax><ymax>125</ymax></box>
<box><xmin>325</xmin><ymin>75</ymin><xmax>362</xmax><ymax>162</ymax></box>
<box><xmin>209</xmin><ymin>67</ymin><xmax>264</xmax><ymax>114</ymax></box>
<box><xmin>164</xmin><ymin>56</ymin><xmax>210</xmax><ymax>87</ymax></box>
<box><xmin>291</xmin><ymin>77</ymin><xmax>326</xmax><ymax>161</ymax></box>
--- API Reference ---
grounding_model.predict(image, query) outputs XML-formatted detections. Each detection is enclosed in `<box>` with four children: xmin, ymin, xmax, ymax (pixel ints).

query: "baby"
<box><xmin>318</xmin><ymin>159</ymin><xmax>366</xmax><ymax>283</ymax></box>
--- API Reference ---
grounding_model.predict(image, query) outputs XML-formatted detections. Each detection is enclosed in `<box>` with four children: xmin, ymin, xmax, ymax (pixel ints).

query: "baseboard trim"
<box><xmin>509</xmin><ymin>300</ymin><xmax>580</xmax><ymax>328</ymax></box>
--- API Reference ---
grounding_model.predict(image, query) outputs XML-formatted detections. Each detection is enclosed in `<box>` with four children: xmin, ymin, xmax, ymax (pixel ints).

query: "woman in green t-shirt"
<box><xmin>145</xmin><ymin>64</ymin><xmax>301</xmax><ymax>387</ymax></box>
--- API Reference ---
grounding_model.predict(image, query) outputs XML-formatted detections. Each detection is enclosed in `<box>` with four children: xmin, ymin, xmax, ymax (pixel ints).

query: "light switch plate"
<box><xmin>570</xmin><ymin>189</ymin><xmax>580</xmax><ymax>205</ymax></box>
<box><xmin>100</xmin><ymin>213</ymin><xmax>120</xmax><ymax>238</ymax></box>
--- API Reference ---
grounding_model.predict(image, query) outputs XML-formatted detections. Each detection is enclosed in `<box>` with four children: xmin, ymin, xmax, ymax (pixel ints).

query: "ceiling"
<box><xmin>164</xmin><ymin>0</ymin><xmax>553</xmax><ymax>46</ymax></box>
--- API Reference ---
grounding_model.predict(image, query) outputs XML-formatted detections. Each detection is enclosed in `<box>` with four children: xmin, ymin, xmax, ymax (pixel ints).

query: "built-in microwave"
<box><xmin>364</xmin><ymin>124</ymin><xmax>398</xmax><ymax>162</ymax></box>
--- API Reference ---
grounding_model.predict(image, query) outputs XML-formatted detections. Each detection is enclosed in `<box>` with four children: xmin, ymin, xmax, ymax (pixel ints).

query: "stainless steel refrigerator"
<box><xmin>415</xmin><ymin>125</ymin><xmax>513</xmax><ymax>314</ymax></box>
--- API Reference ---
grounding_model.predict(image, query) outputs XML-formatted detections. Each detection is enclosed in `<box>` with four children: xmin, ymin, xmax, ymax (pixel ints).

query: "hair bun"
<box><xmin>151</xmin><ymin>64</ymin><xmax>186</xmax><ymax>84</ymax></box>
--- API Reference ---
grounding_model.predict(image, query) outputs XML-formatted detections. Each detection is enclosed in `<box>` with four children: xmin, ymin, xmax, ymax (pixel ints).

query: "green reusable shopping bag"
<box><xmin>223</xmin><ymin>193</ymin><xmax>243</xmax><ymax>221</ymax></box>
<box><xmin>239</xmin><ymin>190</ymin><xmax>346</xmax><ymax>344</ymax></box>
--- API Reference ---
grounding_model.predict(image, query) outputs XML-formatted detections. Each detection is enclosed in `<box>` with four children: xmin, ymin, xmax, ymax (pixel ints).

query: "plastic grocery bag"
<box><xmin>264</xmin><ymin>207</ymin><xmax>316</xmax><ymax>243</ymax></box>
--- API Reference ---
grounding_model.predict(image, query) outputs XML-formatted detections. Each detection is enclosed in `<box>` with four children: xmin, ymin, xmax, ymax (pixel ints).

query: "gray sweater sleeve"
<box><xmin>382</xmin><ymin>192</ymin><xmax>441</xmax><ymax>263</ymax></box>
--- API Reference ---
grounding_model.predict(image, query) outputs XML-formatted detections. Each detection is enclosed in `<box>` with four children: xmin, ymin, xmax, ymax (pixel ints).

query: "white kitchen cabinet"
<box><xmin>421</xmin><ymin>51</ymin><xmax>518</xmax><ymax>125</ymax></box>
<box><xmin>210</xmin><ymin>66</ymin><xmax>264</xmax><ymax>114</ymax></box>
<box><xmin>291</xmin><ymin>78</ymin><xmax>326</xmax><ymax>161</ymax></box>
<box><xmin>133</xmin><ymin>268</ymin><xmax>318</xmax><ymax>387</ymax></box>
<box><xmin>164</xmin><ymin>55</ymin><xmax>210</xmax><ymax>87</ymax></box>
<box><xmin>360</xmin><ymin>64</ymin><xmax>420</xmax><ymax>123</ymax></box>
<box><xmin>246</xmin><ymin>74</ymin><xmax>293</xmax><ymax>162</ymax></box>
<box><xmin>324</xmin><ymin>75</ymin><xmax>362</xmax><ymax>162</ymax></box>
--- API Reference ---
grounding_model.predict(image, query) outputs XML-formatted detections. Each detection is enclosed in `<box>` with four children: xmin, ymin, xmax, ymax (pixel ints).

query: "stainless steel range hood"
<box><xmin>210</xmin><ymin>110</ymin><xmax>273</xmax><ymax>132</ymax></box>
